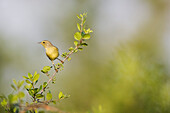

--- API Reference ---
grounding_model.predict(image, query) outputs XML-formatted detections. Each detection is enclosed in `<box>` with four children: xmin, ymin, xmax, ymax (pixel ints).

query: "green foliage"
<box><xmin>41</xmin><ymin>66</ymin><xmax>51</xmax><ymax>73</ymax></box>
<box><xmin>74</xmin><ymin>32</ymin><xmax>82</xmax><ymax>40</ymax></box>
<box><xmin>46</xmin><ymin>92</ymin><xmax>52</xmax><ymax>100</ymax></box>
<box><xmin>83</xmin><ymin>34</ymin><xmax>91</xmax><ymax>40</ymax></box>
<box><xmin>1</xmin><ymin>99</ymin><xmax>7</xmax><ymax>107</ymax></box>
<box><xmin>77</xmin><ymin>23</ymin><xmax>81</xmax><ymax>31</ymax></box>
<box><xmin>74</xmin><ymin>41</ymin><xmax>78</xmax><ymax>46</ymax></box>
<box><xmin>43</xmin><ymin>82</ymin><xmax>47</xmax><ymax>88</ymax></box>
<box><xmin>58</xmin><ymin>92</ymin><xmax>64</xmax><ymax>99</ymax></box>
<box><xmin>0</xmin><ymin>12</ymin><xmax>92</xmax><ymax>113</ymax></box>
<box><xmin>58</xmin><ymin>92</ymin><xmax>70</xmax><ymax>100</ymax></box>
<box><xmin>18</xmin><ymin>92</ymin><xmax>25</xmax><ymax>99</ymax></box>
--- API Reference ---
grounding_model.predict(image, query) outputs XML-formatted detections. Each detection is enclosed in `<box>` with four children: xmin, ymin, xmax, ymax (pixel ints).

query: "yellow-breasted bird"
<box><xmin>39</xmin><ymin>40</ymin><xmax>63</xmax><ymax>66</ymax></box>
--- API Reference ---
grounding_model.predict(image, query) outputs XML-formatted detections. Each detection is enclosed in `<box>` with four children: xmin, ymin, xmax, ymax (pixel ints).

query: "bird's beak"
<box><xmin>38</xmin><ymin>42</ymin><xmax>41</xmax><ymax>44</ymax></box>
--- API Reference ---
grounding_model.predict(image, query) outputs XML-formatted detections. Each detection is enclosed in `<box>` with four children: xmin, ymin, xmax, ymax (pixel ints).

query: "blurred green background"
<box><xmin>0</xmin><ymin>0</ymin><xmax>170</xmax><ymax>113</ymax></box>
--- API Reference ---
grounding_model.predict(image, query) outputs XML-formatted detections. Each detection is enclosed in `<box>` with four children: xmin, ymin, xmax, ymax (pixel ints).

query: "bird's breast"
<box><xmin>45</xmin><ymin>47</ymin><xmax>59</xmax><ymax>61</ymax></box>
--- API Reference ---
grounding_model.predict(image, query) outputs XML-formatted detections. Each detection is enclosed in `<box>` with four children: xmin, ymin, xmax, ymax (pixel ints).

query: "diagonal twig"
<box><xmin>40</xmin><ymin>15</ymin><xmax>84</xmax><ymax>94</ymax></box>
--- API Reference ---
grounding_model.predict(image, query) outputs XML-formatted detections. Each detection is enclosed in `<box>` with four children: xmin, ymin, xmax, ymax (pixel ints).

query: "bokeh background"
<box><xmin>0</xmin><ymin>0</ymin><xmax>170</xmax><ymax>113</ymax></box>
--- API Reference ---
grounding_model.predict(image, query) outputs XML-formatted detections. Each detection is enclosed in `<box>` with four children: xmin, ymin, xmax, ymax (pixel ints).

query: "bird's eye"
<box><xmin>43</xmin><ymin>42</ymin><xmax>45</xmax><ymax>44</ymax></box>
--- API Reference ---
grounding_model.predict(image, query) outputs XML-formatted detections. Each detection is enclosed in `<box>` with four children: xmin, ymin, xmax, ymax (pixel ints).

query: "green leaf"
<box><xmin>74</xmin><ymin>41</ymin><xmax>78</xmax><ymax>46</ymax></box>
<box><xmin>69</xmin><ymin>47</ymin><xmax>74</xmax><ymax>51</ymax></box>
<box><xmin>1</xmin><ymin>99</ymin><xmax>7</xmax><ymax>107</ymax></box>
<box><xmin>81</xmin><ymin>43</ymin><xmax>88</xmax><ymax>46</ymax></box>
<box><xmin>13</xmin><ymin>79</ymin><xmax>17</xmax><ymax>86</ymax></box>
<box><xmin>25</xmin><ymin>84</ymin><xmax>32</xmax><ymax>89</ymax></box>
<box><xmin>86</xmin><ymin>28</ymin><xmax>93</xmax><ymax>34</ymax></box>
<box><xmin>77</xmin><ymin>15</ymin><xmax>81</xmax><ymax>20</ymax></box>
<box><xmin>35</xmin><ymin>80</ymin><xmax>38</xmax><ymax>84</ymax></box>
<box><xmin>83</xmin><ymin>25</ymin><xmax>86</xmax><ymax>31</ymax></box>
<box><xmin>37</xmin><ymin>85</ymin><xmax>42</xmax><ymax>93</ymax></box>
<box><xmin>34</xmin><ymin>71</ymin><xmax>37</xmax><ymax>76</ymax></box>
<box><xmin>13</xmin><ymin>107</ymin><xmax>17</xmax><ymax>113</ymax></box>
<box><xmin>36</xmin><ymin>94</ymin><xmax>44</xmax><ymax>99</ymax></box>
<box><xmin>42</xmin><ymin>66</ymin><xmax>51</xmax><ymax>73</ymax></box>
<box><xmin>46</xmin><ymin>92</ymin><xmax>52</xmax><ymax>100</ymax></box>
<box><xmin>74</xmin><ymin>32</ymin><xmax>82</xmax><ymax>40</ymax></box>
<box><xmin>11</xmin><ymin>84</ymin><xmax>17</xmax><ymax>91</ymax></box>
<box><xmin>28</xmin><ymin>88</ymin><xmax>39</xmax><ymax>96</ymax></box>
<box><xmin>18</xmin><ymin>92</ymin><xmax>25</xmax><ymax>98</ymax></box>
<box><xmin>23</xmin><ymin>76</ymin><xmax>29</xmax><ymax>79</ymax></box>
<box><xmin>18</xmin><ymin>80</ymin><xmax>24</xmax><ymax>89</ymax></box>
<box><xmin>83</xmin><ymin>18</ymin><xmax>86</xmax><ymax>24</ymax></box>
<box><xmin>28</xmin><ymin>89</ymin><xmax>34</xmax><ymax>97</ymax></box>
<box><xmin>74</xmin><ymin>49</ymin><xmax>78</xmax><ymax>53</ymax></box>
<box><xmin>52</xmin><ymin>81</ymin><xmax>55</xmax><ymax>84</ymax></box>
<box><xmin>41</xmin><ymin>70</ymin><xmax>45</xmax><ymax>73</ymax></box>
<box><xmin>43</xmin><ymin>82</ymin><xmax>47</xmax><ymax>88</ymax></box>
<box><xmin>61</xmin><ymin>52</ymin><xmax>68</xmax><ymax>58</ymax></box>
<box><xmin>78</xmin><ymin>48</ymin><xmax>83</xmax><ymax>51</ymax></box>
<box><xmin>11</xmin><ymin>95</ymin><xmax>18</xmax><ymax>103</ymax></box>
<box><xmin>77</xmin><ymin>23</ymin><xmax>81</xmax><ymax>31</ymax></box>
<box><xmin>83</xmin><ymin>12</ymin><xmax>87</xmax><ymax>16</ymax></box>
<box><xmin>67</xmin><ymin>57</ymin><xmax>71</xmax><ymax>61</ymax></box>
<box><xmin>25</xmin><ymin>80</ymin><xmax>31</xmax><ymax>84</ymax></box>
<box><xmin>33</xmin><ymin>88</ymin><xmax>39</xmax><ymax>95</ymax></box>
<box><xmin>35</xmin><ymin>109</ymin><xmax>38</xmax><ymax>113</ymax></box>
<box><xmin>28</xmin><ymin>73</ymin><xmax>33</xmax><ymax>79</ymax></box>
<box><xmin>51</xmin><ymin>100</ymin><xmax>56</xmax><ymax>104</ymax></box>
<box><xmin>64</xmin><ymin>94</ymin><xmax>70</xmax><ymax>98</ymax></box>
<box><xmin>58</xmin><ymin>92</ymin><xmax>64</xmax><ymax>99</ymax></box>
<box><xmin>33</xmin><ymin>73</ymin><xmax>40</xmax><ymax>83</ymax></box>
<box><xmin>83</xmin><ymin>34</ymin><xmax>90</xmax><ymax>39</ymax></box>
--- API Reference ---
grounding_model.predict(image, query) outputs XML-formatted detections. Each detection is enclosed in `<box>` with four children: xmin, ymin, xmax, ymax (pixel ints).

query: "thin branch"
<box><xmin>40</xmin><ymin>71</ymin><xmax>57</xmax><ymax>94</ymax></box>
<box><xmin>40</xmin><ymin>15</ymin><xmax>84</xmax><ymax>94</ymax></box>
<box><xmin>40</xmin><ymin>45</ymin><xmax>80</xmax><ymax>94</ymax></box>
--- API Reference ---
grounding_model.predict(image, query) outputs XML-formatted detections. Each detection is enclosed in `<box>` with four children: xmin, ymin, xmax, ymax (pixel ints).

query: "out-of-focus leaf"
<box><xmin>46</xmin><ymin>92</ymin><xmax>52</xmax><ymax>100</ymax></box>
<box><xmin>58</xmin><ymin>92</ymin><xmax>64</xmax><ymax>99</ymax></box>
<box><xmin>25</xmin><ymin>80</ymin><xmax>31</xmax><ymax>84</ymax></box>
<box><xmin>36</xmin><ymin>94</ymin><xmax>44</xmax><ymax>99</ymax></box>
<box><xmin>28</xmin><ymin>73</ymin><xmax>32</xmax><ymax>79</ymax></box>
<box><xmin>23</xmin><ymin>76</ymin><xmax>29</xmax><ymax>79</ymax></box>
<box><xmin>78</xmin><ymin>48</ymin><xmax>83</xmax><ymax>51</ymax></box>
<box><xmin>81</xmin><ymin>43</ymin><xmax>88</xmax><ymax>46</ymax></box>
<box><xmin>11</xmin><ymin>84</ymin><xmax>17</xmax><ymax>91</ymax></box>
<box><xmin>74</xmin><ymin>32</ymin><xmax>82</xmax><ymax>40</ymax></box>
<box><xmin>1</xmin><ymin>99</ymin><xmax>7</xmax><ymax>107</ymax></box>
<box><xmin>83</xmin><ymin>34</ymin><xmax>90</xmax><ymax>39</ymax></box>
<box><xmin>69</xmin><ymin>47</ymin><xmax>74</xmax><ymax>51</ymax></box>
<box><xmin>77</xmin><ymin>15</ymin><xmax>81</xmax><ymax>20</ymax></box>
<box><xmin>18</xmin><ymin>80</ymin><xmax>24</xmax><ymax>89</ymax></box>
<box><xmin>18</xmin><ymin>92</ymin><xmax>25</xmax><ymax>98</ymax></box>
<box><xmin>33</xmin><ymin>73</ymin><xmax>40</xmax><ymax>83</ymax></box>
<box><xmin>42</xmin><ymin>66</ymin><xmax>51</xmax><ymax>73</ymax></box>
<box><xmin>25</xmin><ymin>84</ymin><xmax>32</xmax><ymax>89</ymax></box>
<box><xmin>13</xmin><ymin>79</ymin><xmax>17</xmax><ymax>86</ymax></box>
<box><xmin>11</xmin><ymin>95</ymin><xmax>18</xmax><ymax>103</ymax></box>
<box><xmin>43</xmin><ymin>82</ymin><xmax>47</xmax><ymax>88</ymax></box>
<box><xmin>67</xmin><ymin>57</ymin><xmax>71</xmax><ymax>61</ymax></box>
<box><xmin>74</xmin><ymin>41</ymin><xmax>78</xmax><ymax>46</ymax></box>
<box><xmin>77</xmin><ymin>23</ymin><xmax>81</xmax><ymax>31</ymax></box>
<box><xmin>37</xmin><ymin>85</ymin><xmax>42</xmax><ymax>93</ymax></box>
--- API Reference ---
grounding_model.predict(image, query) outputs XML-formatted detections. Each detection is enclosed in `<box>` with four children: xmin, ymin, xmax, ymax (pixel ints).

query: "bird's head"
<box><xmin>39</xmin><ymin>40</ymin><xmax>53</xmax><ymax>48</ymax></box>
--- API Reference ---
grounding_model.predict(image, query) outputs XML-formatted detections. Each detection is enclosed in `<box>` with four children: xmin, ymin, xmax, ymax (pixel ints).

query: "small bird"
<box><xmin>39</xmin><ymin>40</ymin><xmax>63</xmax><ymax>66</ymax></box>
